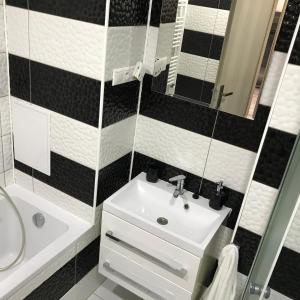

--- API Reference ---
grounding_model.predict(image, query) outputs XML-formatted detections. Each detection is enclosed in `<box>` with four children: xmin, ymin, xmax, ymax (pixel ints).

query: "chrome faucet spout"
<box><xmin>169</xmin><ymin>175</ymin><xmax>186</xmax><ymax>198</ymax></box>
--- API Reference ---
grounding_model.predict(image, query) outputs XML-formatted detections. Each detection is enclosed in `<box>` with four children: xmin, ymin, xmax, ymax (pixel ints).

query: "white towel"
<box><xmin>201</xmin><ymin>244</ymin><xmax>239</xmax><ymax>300</ymax></box>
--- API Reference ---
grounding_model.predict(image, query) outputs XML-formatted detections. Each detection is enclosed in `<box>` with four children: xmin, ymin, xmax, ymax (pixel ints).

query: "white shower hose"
<box><xmin>0</xmin><ymin>187</ymin><xmax>26</xmax><ymax>271</ymax></box>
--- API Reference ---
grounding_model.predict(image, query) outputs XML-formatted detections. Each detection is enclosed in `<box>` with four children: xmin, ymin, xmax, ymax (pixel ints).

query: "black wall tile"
<box><xmin>14</xmin><ymin>159</ymin><xmax>33</xmax><ymax>176</ymax></box>
<box><xmin>219</xmin><ymin>0</ymin><xmax>232</xmax><ymax>10</ymax></box>
<box><xmin>275</xmin><ymin>0</ymin><xmax>300</xmax><ymax>53</ymax></box>
<box><xmin>160</xmin><ymin>0</ymin><xmax>178</xmax><ymax>23</ymax></box>
<box><xmin>6</xmin><ymin>0</ymin><xmax>28</xmax><ymax>8</ymax></box>
<box><xmin>33</xmin><ymin>152</ymin><xmax>96</xmax><ymax>206</ymax></box>
<box><xmin>150</xmin><ymin>0</ymin><xmax>162</xmax><ymax>26</ymax></box>
<box><xmin>200</xmin><ymin>179</ymin><xmax>244</xmax><ymax>229</ymax></box>
<box><xmin>31</xmin><ymin>60</ymin><xmax>101</xmax><ymax>127</ymax></box>
<box><xmin>109</xmin><ymin>0</ymin><xmax>149</xmax><ymax>26</ymax></box>
<box><xmin>141</xmin><ymin>74</ymin><xmax>217</xmax><ymax>137</ymax></box>
<box><xmin>289</xmin><ymin>28</ymin><xmax>300</xmax><ymax>65</ymax></box>
<box><xmin>213</xmin><ymin>105</ymin><xmax>270</xmax><ymax>152</ymax></box>
<box><xmin>102</xmin><ymin>81</ymin><xmax>139</xmax><ymax>128</ymax></box>
<box><xmin>234</xmin><ymin>227</ymin><xmax>261</xmax><ymax>275</ymax></box>
<box><xmin>132</xmin><ymin>152</ymin><xmax>202</xmax><ymax>194</ymax></box>
<box><xmin>269</xmin><ymin>247</ymin><xmax>300</xmax><ymax>299</ymax></box>
<box><xmin>254</xmin><ymin>128</ymin><xmax>296</xmax><ymax>189</ymax></box>
<box><xmin>8</xmin><ymin>54</ymin><xmax>30</xmax><ymax>102</ymax></box>
<box><xmin>188</xmin><ymin>0</ymin><xmax>232</xmax><ymax>10</ymax></box>
<box><xmin>25</xmin><ymin>258</ymin><xmax>76</xmax><ymax>300</ymax></box>
<box><xmin>76</xmin><ymin>236</ymin><xmax>100</xmax><ymax>282</ymax></box>
<box><xmin>175</xmin><ymin>74</ymin><xmax>204</xmax><ymax>102</ymax></box>
<box><xmin>29</xmin><ymin>0</ymin><xmax>106</xmax><ymax>25</ymax></box>
<box><xmin>97</xmin><ymin>153</ymin><xmax>132</xmax><ymax>205</ymax></box>
<box><xmin>182</xmin><ymin>30</ymin><xmax>224</xmax><ymax>60</ymax></box>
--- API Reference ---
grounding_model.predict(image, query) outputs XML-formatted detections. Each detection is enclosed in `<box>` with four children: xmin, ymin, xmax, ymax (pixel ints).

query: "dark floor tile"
<box><xmin>25</xmin><ymin>258</ymin><xmax>76</xmax><ymax>300</ymax></box>
<box><xmin>33</xmin><ymin>152</ymin><xmax>96</xmax><ymax>206</ymax></box>
<box><xmin>254</xmin><ymin>128</ymin><xmax>296</xmax><ymax>189</ymax></box>
<box><xmin>234</xmin><ymin>227</ymin><xmax>262</xmax><ymax>276</ymax></box>
<box><xmin>109</xmin><ymin>0</ymin><xmax>149</xmax><ymax>26</ymax></box>
<box><xmin>8</xmin><ymin>54</ymin><xmax>30</xmax><ymax>102</ymax></box>
<box><xmin>29</xmin><ymin>0</ymin><xmax>106</xmax><ymax>25</ymax></box>
<box><xmin>269</xmin><ymin>247</ymin><xmax>300</xmax><ymax>299</ymax></box>
<box><xmin>213</xmin><ymin>104</ymin><xmax>270</xmax><ymax>152</ymax></box>
<box><xmin>76</xmin><ymin>237</ymin><xmax>100</xmax><ymax>282</ymax></box>
<box><xmin>141</xmin><ymin>74</ymin><xmax>217</xmax><ymax>137</ymax></box>
<box><xmin>102</xmin><ymin>81</ymin><xmax>139</xmax><ymax>128</ymax></box>
<box><xmin>31</xmin><ymin>60</ymin><xmax>101</xmax><ymax>127</ymax></box>
<box><xmin>97</xmin><ymin>153</ymin><xmax>131</xmax><ymax>205</ymax></box>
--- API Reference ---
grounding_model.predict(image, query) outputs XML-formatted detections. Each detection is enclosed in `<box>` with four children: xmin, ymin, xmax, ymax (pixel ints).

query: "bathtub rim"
<box><xmin>0</xmin><ymin>183</ymin><xmax>92</xmax><ymax>299</ymax></box>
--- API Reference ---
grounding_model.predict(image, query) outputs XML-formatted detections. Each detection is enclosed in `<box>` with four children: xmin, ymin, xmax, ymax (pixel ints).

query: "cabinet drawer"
<box><xmin>99</xmin><ymin>245</ymin><xmax>192</xmax><ymax>300</ymax></box>
<box><xmin>101</xmin><ymin>211</ymin><xmax>200</xmax><ymax>292</ymax></box>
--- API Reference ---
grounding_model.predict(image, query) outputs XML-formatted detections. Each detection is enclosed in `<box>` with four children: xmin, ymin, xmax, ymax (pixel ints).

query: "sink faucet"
<box><xmin>169</xmin><ymin>175</ymin><xmax>186</xmax><ymax>198</ymax></box>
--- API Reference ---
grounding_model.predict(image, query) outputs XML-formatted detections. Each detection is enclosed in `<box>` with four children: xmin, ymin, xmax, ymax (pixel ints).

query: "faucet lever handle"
<box><xmin>169</xmin><ymin>175</ymin><xmax>186</xmax><ymax>182</ymax></box>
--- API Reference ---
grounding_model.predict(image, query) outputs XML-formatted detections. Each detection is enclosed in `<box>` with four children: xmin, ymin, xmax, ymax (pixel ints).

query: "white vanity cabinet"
<box><xmin>99</xmin><ymin>211</ymin><xmax>208</xmax><ymax>300</ymax></box>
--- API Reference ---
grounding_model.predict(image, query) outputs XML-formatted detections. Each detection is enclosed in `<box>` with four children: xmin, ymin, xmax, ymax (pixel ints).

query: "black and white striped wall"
<box><xmin>234</xmin><ymin>3</ymin><xmax>300</xmax><ymax>298</ymax></box>
<box><xmin>0</xmin><ymin>1</ymin><xmax>13</xmax><ymax>186</ymax></box>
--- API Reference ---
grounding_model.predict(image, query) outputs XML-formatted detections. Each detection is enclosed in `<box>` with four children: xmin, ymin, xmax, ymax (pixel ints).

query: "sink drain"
<box><xmin>157</xmin><ymin>217</ymin><xmax>168</xmax><ymax>225</ymax></box>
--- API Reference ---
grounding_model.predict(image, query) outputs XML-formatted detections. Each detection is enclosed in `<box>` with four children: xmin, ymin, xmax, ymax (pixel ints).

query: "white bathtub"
<box><xmin>0</xmin><ymin>184</ymin><xmax>91</xmax><ymax>299</ymax></box>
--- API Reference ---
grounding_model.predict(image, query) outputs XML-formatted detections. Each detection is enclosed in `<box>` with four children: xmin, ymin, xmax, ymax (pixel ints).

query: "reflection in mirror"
<box><xmin>152</xmin><ymin>0</ymin><xmax>287</xmax><ymax>119</ymax></box>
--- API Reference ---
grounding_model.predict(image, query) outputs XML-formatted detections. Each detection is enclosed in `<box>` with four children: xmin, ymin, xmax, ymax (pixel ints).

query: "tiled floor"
<box><xmin>87</xmin><ymin>279</ymin><xmax>142</xmax><ymax>300</ymax></box>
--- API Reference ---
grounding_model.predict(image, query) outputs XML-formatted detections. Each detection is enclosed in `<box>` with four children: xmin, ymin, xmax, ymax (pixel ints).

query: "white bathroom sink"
<box><xmin>103</xmin><ymin>173</ymin><xmax>231</xmax><ymax>257</ymax></box>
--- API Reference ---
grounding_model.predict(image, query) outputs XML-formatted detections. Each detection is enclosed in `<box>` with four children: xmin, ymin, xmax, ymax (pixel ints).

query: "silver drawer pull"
<box><xmin>105</xmin><ymin>230</ymin><xmax>187</xmax><ymax>278</ymax></box>
<box><xmin>103</xmin><ymin>260</ymin><xmax>174</xmax><ymax>300</ymax></box>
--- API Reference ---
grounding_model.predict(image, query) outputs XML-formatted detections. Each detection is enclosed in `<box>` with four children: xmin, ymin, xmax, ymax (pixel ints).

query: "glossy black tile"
<box><xmin>289</xmin><ymin>29</ymin><xmax>300</xmax><ymax>65</ymax></box>
<box><xmin>6</xmin><ymin>0</ymin><xmax>28</xmax><ymax>8</ymax></box>
<box><xmin>8</xmin><ymin>54</ymin><xmax>30</xmax><ymax>102</ymax></box>
<box><xmin>234</xmin><ymin>226</ymin><xmax>261</xmax><ymax>275</ymax></box>
<box><xmin>213</xmin><ymin>105</ymin><xmax>271</xmax><ymax>152</ymax></box>
<box><xmin>97</xmin><ymin>153</ymin><xmax>131</xmax><ymax>205</ymax></box>
<box><xmin>275</xmin><ymin>0</ymin><xmax>300</xmax><ymax>53</ymax></box>
<box><xmin>160</xmin><ymin>0</ymin><xmax>178</xmax><ymax>23</ymax></box>
<box><xmin>29</xmin><ymin>0</ymin><xmax>106</xmax><ymax>25</ymax></box>
<box><xmin>109</xmin><ymin>0</ymin><xmax>149</xmax><ymax>26</ymax></box>
<box><xmin>150</xmin><ymin>0</ymin><xmax>162</xmax><ymax>26</ymax></box>
<box><xmin>14</xmin><ymin>159</ymin><xmax>32</xmax><ymax>176</ymax></box>
<box><xmin>102</xmin><ymin>81</ymin><xmax>139</xmax><ymax>128</ymax></box>
<box><xmin>31</xmin><ymin>60</ymin><xmax>101</xmax><ymax>127</ymax></box>
<box><xmin>175</xmin><ymin>74</ymin><xmax>203</xmax><ymax>102</ymax></box>
<box><xmin>76</xmin><ymin>236</ymin><xmax>100</xmax><ymax>282</ymax></box>
<box><xmin>254</xmin><ymin>128</ymin><xmax>296</xmax><ymax>189</ymax></box>
<box><xmin>25</xmin><ymin>258</ymin><xmax>76</xmax><ymax>300</ymax></box>
<box><xmin>141</xmin><ymin>74</ymin><xmax>218</xmax><ymax>137</ymax></box>
<box><xmin>132</xmin><ymin>152</ymin><xmax>202</xmax><ymax>195</ymax></box>
<box><xmin>269</xmin><ymin>247</ymin><xmax>300</xmax><ymax>299</ymax></box>
<box><xmin>199</xmin><ymin>179</ymin><xmax>244</xmax><ymax>229</ymax></box>
<box><xmin>182</xmin><ymin>30</ymin><xmax>224</xmax><ymax>60</ymax></box>
<box><xmin>188</xmin><ymin>0</ymin><xmax>231</xmax><ymax>10</ymax></box>
<box><xmin>33</xmin><ymin>152</ymin><xmax>96</xmax><ymax>207</ymax></box>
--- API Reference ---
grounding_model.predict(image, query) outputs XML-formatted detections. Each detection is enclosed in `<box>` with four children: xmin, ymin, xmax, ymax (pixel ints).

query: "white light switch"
<box><xmin>12</xmin><ymin>98</ymin><xmax>50</xmax><ymax>175</ymax></box>
<box><xmin>112</xmin><ymin>66</ymin><xmax>136</xmax><ymax>86</ymax></box>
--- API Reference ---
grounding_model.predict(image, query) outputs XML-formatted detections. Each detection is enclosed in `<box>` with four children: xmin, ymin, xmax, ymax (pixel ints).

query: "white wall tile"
<box><xmin>51</xmin><ymin>111</ymin><xmax>99</xmax><ymax>170</ymax></box>
<box><xmin>99</xmin><ymin>116</ymin><xmax>136</xmax><ymax>170</ymax></box>
<box><xmin>239</xmin><ymin>181</ymin><xmax>278</xmax><ymax>235</ymax></box>
<box><xmin>178</xmin><ymin>52</ymin><xmax>219</xmax><ymax>82</ymax></box>
<box><xmin>1</xmin><ymin>133</ymin><xmax>12</xmax><ymax>172</ymax></box>
<box><xmin>260</xmin><ymin>51</ymin><xmax>287</xmax><ymax>107</ymax></box>
<box><xmin>185</xmin><ymin>5</ymin><xmax>229</xmax><ymax>36</ymax></box>
<box><xmin>156</xmin><ymin>23</ymin><xmax>175</xmax><ymax>63</ymax></box>
<box><xmin>270</xmin><ymin>63</ymin><xmax>300</xmax><ymax>135</ymax></box>
<box><xmin>0</xmin><ymin>53</ymin><xmax>8</xmax><ymax>97</ymax></box>
<box><xmin>14</xmin><ymin>169</ymin><xmax>34</xmax><ymax>192</ymax></box>
<box><xmin>6</xmin><ymin>6</ymin><xmax>29</xmax><ymax>58</ymax></box>
<box><xmin>135</xmin><ymin>116</ymin><xmax>211</xmax><ymax>177</ymax></box>
<box><xmin>33</xmin><ymin>178</ymin><xmax>94</xmax><ymax>223</ymax></box>
<box><xmin>29</xmin><ymin>11</ymin><xmax>105</xmax><ymax>80</ymax></box>
<box><xmin>105</xmin><ymin>26</ymin><xmax>146</xmax><ymax>81</ymax></box>
<box><xmin>0</xmin><ymin>6</ymin><xmax>6</xmax><ymax>53</ymax></box>
<box><xmin>284</xmin><ymin>203</ymin><xmax>300</xmax><ymax>254</ymax></box>
<box><xmin>0</xmin><ymin>96</ymin><xmax>12</xmax><ymax>136</ymax></box>
<box><xmin>204</xmin><ymin>140</ymin><xmax>256</xmax><ymax>193</ymax></box>
<box><xmin>144</xmin><ymin>26</ymin><xmax>159</xmax><ymax>74</ymax></box>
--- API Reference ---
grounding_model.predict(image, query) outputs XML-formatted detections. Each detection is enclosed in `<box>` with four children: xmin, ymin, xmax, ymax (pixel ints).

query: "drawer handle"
<box><xmin>105</xmin><ymin>230</ymin><xmax>187</xmax><ymax>278</ymax></box>
<box><xmin>103</xmin><ymin>260</ymin><xmax>174</xmax><ymax>300</ymax></box>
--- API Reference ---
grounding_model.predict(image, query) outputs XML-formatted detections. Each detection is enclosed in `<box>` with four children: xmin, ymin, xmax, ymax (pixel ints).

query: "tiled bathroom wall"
<box><xmin>176</xmin><ymin>0</ymin><xmax>231</xmax><ymax>102</ymax></box>
<box><xmin>0</xmin><ymin>1</ymin><xmax>13</xmax><ymax>186</ymax></box>
<box><xmin>234</xmin><ymin>6</ymin><xmax>300</xmax><ymax>299</ymax></box>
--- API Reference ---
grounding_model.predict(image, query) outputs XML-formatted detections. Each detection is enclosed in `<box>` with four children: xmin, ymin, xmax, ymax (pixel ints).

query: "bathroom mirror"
<box><xmin>152</xmin><ymin>0</ymin><xmax>287</xmax><ymax>119</ymax></box>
